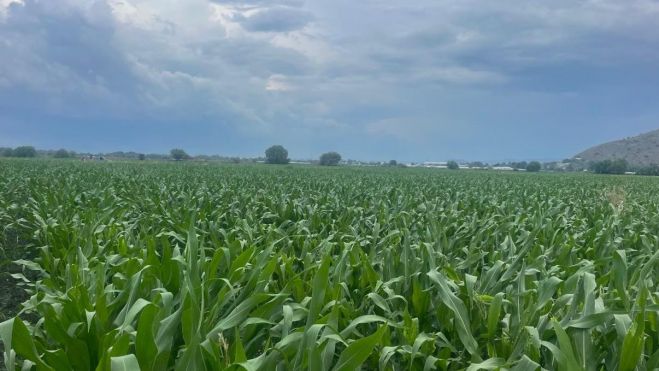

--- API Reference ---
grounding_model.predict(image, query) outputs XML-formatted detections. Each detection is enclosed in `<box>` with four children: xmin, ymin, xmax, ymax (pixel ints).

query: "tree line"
<box><xmin>1</xmin><ymin>146</ymin><xmax>38</xmax><ymax>158</ymax></box>
<box><xmin>170</xmin><ymin>145</ymin><xmax>342</xmax><ymax>166</ymax></box>
<box><xmin>6</xmin><ymin>144</ymin><xmax>659</xmax><ymax>176</ymax></box>
<box><xmin>589</xmin><ymin>158</ymin><xmax>659</xmax><ymax>176</ymax></box>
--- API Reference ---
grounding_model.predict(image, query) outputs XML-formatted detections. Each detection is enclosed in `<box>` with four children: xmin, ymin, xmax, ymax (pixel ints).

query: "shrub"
<box><xmin>636</xmin><ymin>164</ymin><xmax>659</xmax><ymax>176</ymax></box>
<box><xmin>526</xmin><ymin>161</ymin><xmax>541</xmax><ymax>172</ymax></box>
<box><xmin>13</xmin><ymin>146</ymin><xmax>37</xmax><ymax>158</ymax></box>
<box><xmin>54</xmin><ymin>149</ymin><xmax>70</xmax><ymax>158</ymax></box>
<box><xmin>591</xmin><ymin>159</ymin><xmax>628</xmax><ymax>174</ymax></box>
<box><xmin>319</xmin><ymin>152</ymin><xmax>342</xmax><ymax>166</ymax></box>
<box><xmin>265</xmin><ymin>145</ymin><xmax>289</xmax><ymax>164</ymax></box>
<box><xmin>170</xmin><ymin>149</ymin><xmax>190</xmax><ymax>161</ymax></box>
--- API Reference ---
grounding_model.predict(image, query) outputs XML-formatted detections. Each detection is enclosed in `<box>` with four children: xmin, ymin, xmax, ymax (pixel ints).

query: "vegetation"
<box><xmin>1</xmin><ymin>160</ymin><xmax>658</xmax><ymax>370</ymax></box>
<box><xmin>13</xmin><ymin>146</ymin><xmax>37</xmax><ymax>158</ymax></box>
<box><xmin>265</xmin><ymin>145</ymin><xmax>289</xmax><ymax>164</ymax></box>
<box><xmin>53</xmin><ymin>149</ymin><xmax>72</xmax><ymax>158</ymax></box>
<box><xmin>526</xmin><ymin>161</ymin><xmax>541</xmax><ymax>172</ymax></box>
<box><xmin>447</xmin><ymin>160</ymin><xmax>459</xmax><ymax>170</ymax></box>
<box><xmin>319</xmin><ymin>152</ymin><xmax>342</xmax><ymax>166</ymax></box>
<box><xmin>170</xmin><ymin>149</ymin><xmax>190</xmax><ymax>161</ymax></box>
<box><xmin>636</xmin><ymin>164</ymin><xmax>659</xmax><ymax>176</ymax></box>
<box><xmin>575</xmin><ymin>128</ymin><xmax>659</xmax><ymax>167</ymax></box>
<box><xmin>512</xmin><ymin>161</ymin><xmax>527</xmax><ymax>170</ymax></box>
<box><xmin>1</xmin><ymin>146</ymin><xmax>37</xmax><ymax>158</ymax></box>
<box><xmin>591</xmin><ymin>159</ymin><xmax>629</xmax><ymax>174</ymax></box>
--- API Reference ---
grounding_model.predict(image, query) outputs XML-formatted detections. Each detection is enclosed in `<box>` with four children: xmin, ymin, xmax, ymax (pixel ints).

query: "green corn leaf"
<box><xmin>207</xmin><ymin>294</ymin><xmax>270</xmax><ymax>339</ymax></box>
<box><xmin>487</xmin><ymin>292</ymin><xmax>504</xmax><ymax>339</ymax></box>
<box><xmin>332</xmin><ymin>326</ymin><xmax>386</xmax><ymax>371</ymax></box>
<box><xmin>111</xmin><ymin>355</ymin><xmax>141</xmax><ymax>371</ymax></box>
<box><xmin>548</xmin><ymin>321</ymin><xmax>583</xmax><ymax>371</ymax></box>
<box><xmin>618</xmin><ymin>311</ymin><xmax>646</xmax><ymax>371</ymax></box>
<box><xmin>307</xmin><ymin>256</ymin><xmax>331</xmax><ymax>327</ymax></box>
<box><xmin>466</xmin><ymin>357</ymin><xmax>506</xmax><ymax>371</ymax></box>
<box><xmin>428</xmin><ymin>270</ymin><xmax>480</xmax><ymax>358</ymax></box>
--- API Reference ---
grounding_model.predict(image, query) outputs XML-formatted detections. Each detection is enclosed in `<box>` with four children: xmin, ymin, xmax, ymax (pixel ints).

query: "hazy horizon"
<box><xmin>1</xmin><ymin>0</ymin><xmax>658</xmax><ymax>162</ymax></box>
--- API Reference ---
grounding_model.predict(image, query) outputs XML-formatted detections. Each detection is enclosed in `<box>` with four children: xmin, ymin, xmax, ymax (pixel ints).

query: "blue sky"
<box><xmin>1</xmin><ymin>0</ymin><xmax>658</xmax><ymax>162</ymax></box>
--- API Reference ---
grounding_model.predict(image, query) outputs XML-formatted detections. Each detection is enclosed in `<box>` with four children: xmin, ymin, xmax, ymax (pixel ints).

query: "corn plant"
<box><xmin>0</xmin><ymin>159</ymin><xmax>657</xmax><ymax>370</ymax></box>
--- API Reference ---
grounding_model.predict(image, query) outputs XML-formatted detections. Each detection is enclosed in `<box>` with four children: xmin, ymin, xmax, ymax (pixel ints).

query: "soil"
<box><xmin>0</xmin><ymin>262</ymin><xmax>29</xmax><ymax>322</ymax></box>
<box><xmin>0</xmin><ymin>232</ymin><xmax>34</xmax><ymax>370</ymax></box>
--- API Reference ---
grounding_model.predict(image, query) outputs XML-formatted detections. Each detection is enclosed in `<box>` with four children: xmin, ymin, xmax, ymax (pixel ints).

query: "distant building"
<box><xmin>423</xmin><ymin>161</ymin><xmax>448</xmax><ymax>168</ymax></box>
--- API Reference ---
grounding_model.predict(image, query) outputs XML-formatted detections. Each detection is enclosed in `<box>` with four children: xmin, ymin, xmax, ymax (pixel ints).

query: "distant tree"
<box><xmin>13</xmin><ymin>146</ymin><xmax>36</xmax><ymax>158</ymax></box>
<box><xmin>138</xmin><ymin>154</ymin><xmax>146</xmax><ymax>161</ymax></box>
<box><xmin>170</xmin><ymin>148</ymin><xmax>190</xmax><ymax>161</ymax></box>
<box><xmin>526</xmin><ymin>161</ymin><xmax>542</xmax><ymax>172</ymax></box>
<box><xmin>470</xmin><ymin>161</ymin><xmax>485</xmax><ymax>168</ymax></box>
<box><xmin>388</xmin><ymin>160</ymin><xmax>397</xmax><ymax>166</ymax></box>
<box><xmin>53</xmin><ymin>149</ymin><xmax>70</xmax><ymax>158</ymax></box>
<box><xmin>591</xmin><ymin>159</ymin><xmax>628</xmax><ymax>174</ymax></box>
<box><xmin>447</xmin><ymin>160</ymin><xmax>459</xmax><ymax>170</ymax></box>
<box><xmin>591</xmin><ymin>160</ymin><xmax>608</xmax><ymax>174</ymax></box>
<box><xmin>512</xmin><ymin>161</ymin><xmax>528</xmax><ymax>170</ymax></box>
<box><xmin>637</xmin><ymin>164</ymin><xmax>659</xmax><ymax>176</ymax></box>
<box><xmin>319</xmin><ymin>152</ymin><xmax>341</xmax><ymax>166</ymax></box>
<box><xmin>265</xmin><ymin>145</ymin><xmax>289</xmax><ymax>164</ymax></box>
<box><xmin>610</xmin><ymin>159</ymin><xmax>629</xmax><ymax>174</ymax></box>
<box><xmin>1</xmin><ymin>148</ymin><xmax>12</xmax><ymax>157</ymax></box>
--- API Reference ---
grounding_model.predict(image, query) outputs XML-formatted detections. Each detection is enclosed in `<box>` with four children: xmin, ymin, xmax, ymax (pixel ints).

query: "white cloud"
<box><xmin>270</xmin><ymin>30</ymin><xmax>335</xmax><ymax>63</ymax></box>
<box><xmin>108</xmin><ymin>0</ymin><xmax>162</xmax><ymax>31</ymax></box>
<box><xmin>265</xmin><ymin>74</ymin><xmax>294</xmax><ymax>91</ymax></box>
<box><xmin>0</xmin><ymin>0</ymin><xmax>22</xmax><ymax>18</ymax></box>
<box><xmin>0</xmin><ymin>0</ymin><xmax>21</xmax><ymax>8</ymax></box>
<box><xmin>235</xmin><ymin>5</ymin><xmax>312</xmax><ymax>32</ymax></box>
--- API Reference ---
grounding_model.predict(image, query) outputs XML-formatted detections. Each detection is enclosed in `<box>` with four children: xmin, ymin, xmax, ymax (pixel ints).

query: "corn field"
<box><xmin>0</xmin><ymin>159</ymin><xmax>658</xmax><ymax>370</ymax></box>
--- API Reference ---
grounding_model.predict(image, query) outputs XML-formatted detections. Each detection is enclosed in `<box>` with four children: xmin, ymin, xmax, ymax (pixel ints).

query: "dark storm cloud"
<box><xmin>1</xmin><ymin>0</ymin><xmax>659</xmax><ymax>161</ymax></box>
<box><xmin>0</xmin><ymin>0</ymin><xmax>139</xmax><ymax>118</ymax></box>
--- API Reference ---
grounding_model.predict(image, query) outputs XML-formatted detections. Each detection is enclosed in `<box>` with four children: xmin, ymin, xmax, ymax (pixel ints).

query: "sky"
<box><xmin>1</xmin><ymin>0</ymin><xmax>659</xmax><ymax>162</ymax></box>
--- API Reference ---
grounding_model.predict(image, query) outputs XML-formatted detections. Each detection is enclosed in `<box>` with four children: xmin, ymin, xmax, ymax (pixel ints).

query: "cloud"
<box><xmin>209</xmin><ymin>0</ymin><xmax>304</xmax><ymax>6</ymax></box>
<box><xmin>1</xmin><ymin>0</ymin><xmax>659</xmax><ymax>160</ymax></box>
<box><xmin>420</xmin><ymin>66</ymin><xmax>506</xmax><ymax>85</ymax></box>
<box><xmin>234</xmin><ymin>6</ymin><xmax>312</xmax><ymax>32</ymax></box>
<box><xmin>265</xmin><ymin>74</ymin><xmax>294</xmax><ymax>91</ymax></box>
<box><xmin>0</xmin><ymin>0</ymin><xmax>138</xmax><ymax>118</ymax></box>
<box><xmin>0</xmin><ymin>0</ymin><xmax>22</xmax><ymax>16</ymax></box>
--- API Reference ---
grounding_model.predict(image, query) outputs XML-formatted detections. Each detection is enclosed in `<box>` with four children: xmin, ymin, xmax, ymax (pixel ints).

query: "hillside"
<box><xmin>575</xmin><ymin>129</ymin><xmax>659</xmax><ymax>166</ymax></box>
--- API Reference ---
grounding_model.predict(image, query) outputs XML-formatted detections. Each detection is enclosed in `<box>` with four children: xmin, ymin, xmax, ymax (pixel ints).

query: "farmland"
<box><xmin>0</xmin><ymin>159</ymin><xmax>658</xmax><ymax>370</ymax></box>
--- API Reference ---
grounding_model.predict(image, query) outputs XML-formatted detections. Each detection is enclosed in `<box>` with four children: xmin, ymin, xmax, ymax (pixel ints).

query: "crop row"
<box><xmin>0</xmin><ymin>160</ymin><xmax>657</xmax><ymax>370</ymax></box>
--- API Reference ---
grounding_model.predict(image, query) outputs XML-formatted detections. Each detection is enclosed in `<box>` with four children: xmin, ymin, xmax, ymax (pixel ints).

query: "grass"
<box><xmin>0</xmin><ymin>158</ymin><xmax>658</xmax><ymax>370</ymax></box>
